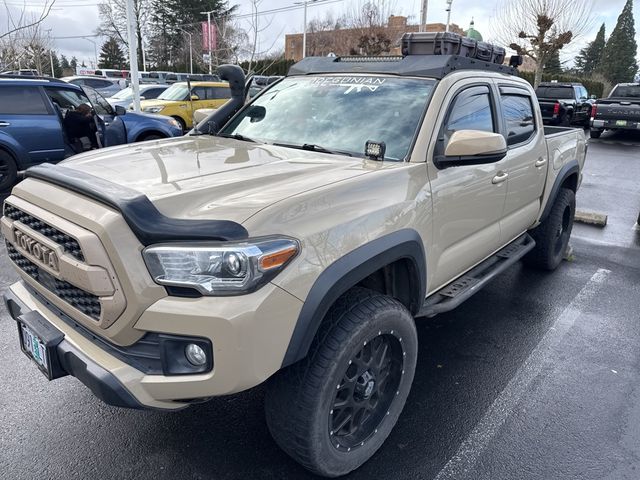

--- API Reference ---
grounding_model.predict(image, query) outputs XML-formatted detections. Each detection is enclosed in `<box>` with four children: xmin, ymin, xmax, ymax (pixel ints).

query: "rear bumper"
<box><xmin>4</xmin><ymin>289</ymin><xmax>143</xmax><ymax>409</ymax></box>
<box><xmin>591</xmin><ymin>119</ymin><xmax>640</xmax><ymax>130</ymax></box>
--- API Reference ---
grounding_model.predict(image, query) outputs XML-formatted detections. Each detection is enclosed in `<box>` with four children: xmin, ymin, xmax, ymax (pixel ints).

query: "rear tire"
<box><xmin>590</xmin><ymin>129</ymin><xmax>603</xmax><ymax>139</ymax></box>
<box><xmin>524</xmin><ymin>188</ymin><xmax>575</xmax><ymax>271</ymax></box>
<box><xmin>0</xmin><ymin>150</ymin><xmax>18</xmax><ymax>192</ymax></box>
<box><xmin>265</xmin><ymin>288</ymin><xmax>418</xmax><ymax>477</ymax></box>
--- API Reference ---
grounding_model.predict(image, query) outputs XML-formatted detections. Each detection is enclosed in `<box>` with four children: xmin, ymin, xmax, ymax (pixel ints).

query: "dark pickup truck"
<box><xmin>535</xmin><ymin>82</ymin><xmax>593</xmax><ymax>128</ymax></box>
<box><xmin>590</xmin><ymin>83</ymin><xmax>640</xmax><ymax>139</ymax></box>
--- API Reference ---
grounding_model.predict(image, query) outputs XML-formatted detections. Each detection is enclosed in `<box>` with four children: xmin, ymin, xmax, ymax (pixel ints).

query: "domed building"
<box><xmin>465</xmin><ymin>19</ymin><xmax>483</xmax><ymax>42</ymax></box>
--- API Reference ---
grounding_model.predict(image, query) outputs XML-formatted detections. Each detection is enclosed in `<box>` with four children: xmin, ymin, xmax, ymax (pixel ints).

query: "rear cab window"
<box><xmin>499</xmin><ymin>88</ymin><xmax>536</xmax><ymax>146</ymax></box>
<box><xmin>535</xmin><ymin>86</ymin><xmax>574</xmax><ymax>99</ymax></box>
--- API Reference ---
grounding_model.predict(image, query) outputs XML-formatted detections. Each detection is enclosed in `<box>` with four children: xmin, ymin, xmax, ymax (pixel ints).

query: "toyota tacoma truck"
<box><xmin>590</xmin><ymin>82</ymin><xmax>640</xmax><ymax>138</ymax></box>
<box><xmin>2</xmin><ymin>33</ymin><xmax>586</xmax><ymax>477</ymax></box>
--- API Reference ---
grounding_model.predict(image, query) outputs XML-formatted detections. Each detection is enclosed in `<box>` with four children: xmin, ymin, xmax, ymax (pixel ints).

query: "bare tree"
<box><xmin>306</xmin><ymin>13</ymin><xmax>346</xmax><ymax>57</ymax></box>
<box><xmin>98</xmin><ymin>0</ymin><xmax>151</xmax><ymax>68</ymax></box>
<box><xmin>1</xmin><ymin>1</ymin><xmax>56</xmax><ymax>71</ymax></box>
<box><xmin>0</xmin><ymin>0</ymin><xmax>55</xmax><ymax>40</ymax></box>
<box><xmin>492</xmin><ymin>0</ymin><xmax>594</xmax><ymax>87</ymax></box>
<box><xmin>344</xmin><ymin>0</ymin><xmax>397</xmax><ymax>55</ymax></box>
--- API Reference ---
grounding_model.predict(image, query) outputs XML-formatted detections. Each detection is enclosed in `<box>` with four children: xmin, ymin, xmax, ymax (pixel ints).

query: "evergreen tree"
<box><xmin>46</xmin><ymin>50</ymin><xmax>63</xmax><ymax>77</ymax></box>
<box><xmin>543</xmin><ymin>50</ymin><xmax>562</xmax><ymax>75</ymax></box>
<box><xmin>600</xmin><ymin>0</ymin><xmax>638</xmax><ymax>84</ymax></box>
<box><xmin>70</xmin><ymin>56</ymin><xmax>78</xmax><ymax>72</ymax></box>
<box><xmin>60</xmin><ymin>54</ymin><xmax>70</xmax><ymax>70</ymax></box>
<box><xmin>98</xmin><ymin>37</ymin><xmax>127</xmax><ymax>69</ymax></box>
<box><xmin>575</xmin><ymin>23</ymin><xmax>605</xmax><ymax>75</ymax></box>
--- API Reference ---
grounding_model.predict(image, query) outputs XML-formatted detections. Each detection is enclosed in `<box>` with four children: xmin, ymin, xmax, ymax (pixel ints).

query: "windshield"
<box><xmin>158</xmin><ymin>83</ymin><xmax>189</xmax><ymax>101</ymax></box>
<box><xmin>223</xmin><ymin>75</ymin><xmax>435</xmax><ymax>161</ymax></box>
<box><xmin>535</xmin><ymin>86</ymin><xmax>574</xmax><ymax>99</ymax></box>
<box><xmin>110</xmin><ymin>87</ymin><xmax>133</xmax><ymax>100</ymax></box>
<box><xmin>609</xmin><ymin>85</ymin><xmax>640</xmax><ymax>98</ymax></box>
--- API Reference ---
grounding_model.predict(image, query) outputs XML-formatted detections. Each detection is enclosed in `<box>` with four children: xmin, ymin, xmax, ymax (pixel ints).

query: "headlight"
<box><xmin>143</xmin><ymin>237</ymin><xmax>299</xmax><ymax>295</ymax></box>
<box><xmin>143</xmin><ymin>106</ymin><xmax>165</xmax><ymax>113</ymax></box>
<box><xmin>168</xmin><ymin>118</ymin><xmax>181</xmax><ymax>129</ymax></box>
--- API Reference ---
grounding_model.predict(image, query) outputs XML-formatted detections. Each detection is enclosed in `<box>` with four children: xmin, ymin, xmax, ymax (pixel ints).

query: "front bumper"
<box><xmin>5</xmin><ymin>288</ymin><xmax>144</xmax><ymax>409</ymax></box>
<box><xmin>4</xmin><ymin>279</ymin><xmax>303</xmax><ymax>410</ymax></box>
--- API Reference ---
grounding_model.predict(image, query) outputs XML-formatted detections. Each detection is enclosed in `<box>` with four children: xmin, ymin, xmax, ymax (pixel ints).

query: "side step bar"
<box><xmin>418</xmin><ymin>234</ymin><xmax>536</xmax><ymax>318</ymax></box>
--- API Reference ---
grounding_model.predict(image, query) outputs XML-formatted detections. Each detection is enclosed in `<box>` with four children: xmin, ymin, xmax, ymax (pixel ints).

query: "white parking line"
<box><xmin>433</xmin><ymin>268</ymin><xmax>611</xmax><ymax>480</ymax></box>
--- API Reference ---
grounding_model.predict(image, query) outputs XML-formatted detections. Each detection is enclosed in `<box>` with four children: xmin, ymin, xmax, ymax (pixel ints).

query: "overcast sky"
<box><xmin>8</xmin><ymin>0</ymin><xmax>640</xmax><ymax>69</ymax></box>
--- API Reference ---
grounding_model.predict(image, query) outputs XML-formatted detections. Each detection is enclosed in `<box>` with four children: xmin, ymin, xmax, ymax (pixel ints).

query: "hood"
<box><xmin>60</xmin><ymin>136</ymin><xmax>376</xmax><ymax>224</ymax></box>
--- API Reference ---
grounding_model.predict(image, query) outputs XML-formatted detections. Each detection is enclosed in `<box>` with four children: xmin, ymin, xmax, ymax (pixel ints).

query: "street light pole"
<box><xmin>419</xmin><ymin>0</ymin><xmax>428</xmax><ymax>32</ymax></box>
<box><xmin>125</xmin><ymin>0</ymin><xmax>141</xmax><ymax>112</ymax></box>
<box><xmin>445</xmin><ymin>0</ymin><xmax>453</xmax><ymax>32</ymax></box>
<box><xmin>207</xmin><ymin>11</ymin><xmax>212</xmax><ymax>74</ymax></box>
<box><xmin>294</xmin><ymin>0</ymin><xmax>321</xmax><ymax>59</ymax></box>
<box><xmin>177</xmin><ymin>27</ymin><xmax>193</xmax><ymax>74</ymax></box>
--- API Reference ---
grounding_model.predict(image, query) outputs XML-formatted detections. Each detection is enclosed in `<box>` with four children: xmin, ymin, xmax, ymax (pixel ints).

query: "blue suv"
<box><xmin>0</xmin><ymin>76</ymin><xmax>183</xmax><ymax>191</ymax></box>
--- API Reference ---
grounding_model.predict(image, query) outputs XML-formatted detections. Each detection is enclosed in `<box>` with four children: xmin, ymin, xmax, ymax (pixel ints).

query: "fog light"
<box><xmin>185</xmin><ymin>343</ymin><xmax>207</xmax><ymax>366</ymax></box>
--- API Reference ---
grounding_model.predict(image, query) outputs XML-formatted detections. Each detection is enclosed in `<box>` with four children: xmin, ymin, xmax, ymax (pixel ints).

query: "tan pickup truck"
<box><xmin>2</xmin><ymin>34</ymin><xmax>586</xmax><ymax>477</ymax></box>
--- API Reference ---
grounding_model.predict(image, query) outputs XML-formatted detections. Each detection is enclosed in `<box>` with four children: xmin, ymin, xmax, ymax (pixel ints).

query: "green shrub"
<box><xmin>518</xmin><ymin>71</ymin><xmax>605</xmax><ymax>98</ymax></box>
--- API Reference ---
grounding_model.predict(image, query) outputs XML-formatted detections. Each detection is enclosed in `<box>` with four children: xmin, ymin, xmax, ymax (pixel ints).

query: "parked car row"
<box><xmin>0</xmin><ymin>75</ymin><xmax>183</xmax><ymax>190</ymax></box>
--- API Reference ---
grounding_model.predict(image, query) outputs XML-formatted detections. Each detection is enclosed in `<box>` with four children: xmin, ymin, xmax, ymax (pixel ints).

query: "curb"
<box><xmin>575</xmin><ymin>210</ymin><xmax>607</xmax><ymax>228</ymax></box>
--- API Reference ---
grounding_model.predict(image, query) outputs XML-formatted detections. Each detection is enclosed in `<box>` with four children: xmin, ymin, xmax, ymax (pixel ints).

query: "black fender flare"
<box><xmin>280</xmin><ymin>229</ymin><xmax>426</xmax><ymax>368</ymax></box>
<box><xmin>539</xmin><ymin>159</ymin><xmax>579</xmax><ymax>223</ymax></box>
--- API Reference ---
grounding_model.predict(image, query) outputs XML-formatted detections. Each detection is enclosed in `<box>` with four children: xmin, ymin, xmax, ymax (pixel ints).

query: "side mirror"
<box><xmin>190</xmin><ymin>95</ymin><xmax>200</xmax><ymax>101</ymax></box>
<box><xmin>590</xmin><ymin>95</ymin><xmax>597</xmax><ymax>100</ymax></box>
<box><xmin>440</xmin><ymin>130</ymin><xmax>507</xmax><ymax>167</ymax></box>
<box><xmin>114</xmin><ymin>105</ymin><xmax>126</xmax><ymax>116</ymax></box>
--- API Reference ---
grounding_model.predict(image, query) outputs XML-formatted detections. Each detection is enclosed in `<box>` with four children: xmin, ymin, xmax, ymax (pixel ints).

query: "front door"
<box><xmin>427</xmin><ymin>82</ymin><xmax>508</xmax><ymax>292</ymax></box>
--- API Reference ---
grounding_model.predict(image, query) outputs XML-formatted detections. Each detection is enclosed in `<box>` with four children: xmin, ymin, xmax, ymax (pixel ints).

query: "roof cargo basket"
<box><xmin>401</xmin><ymin>32</ymin><xmax>506</xmax><ymax>65</ymax></box>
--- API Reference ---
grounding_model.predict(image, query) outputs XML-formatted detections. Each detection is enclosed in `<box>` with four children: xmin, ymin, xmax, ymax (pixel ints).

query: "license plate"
<box><xmin>19</xmin><ymin>322</ymin><xmax>50</xmax><ymax>375</ymax></box>
<box><xmin>616</xmin><ymin>120</ymin><xmax>628</xmax><ymax>126</ymax></box>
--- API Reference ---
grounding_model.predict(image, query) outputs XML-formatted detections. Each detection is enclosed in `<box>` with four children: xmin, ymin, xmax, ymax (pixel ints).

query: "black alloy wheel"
<box><xmin>329</xmin><ymin>332</ymin><xmax>404</xmax><ymax>452</ymax></box>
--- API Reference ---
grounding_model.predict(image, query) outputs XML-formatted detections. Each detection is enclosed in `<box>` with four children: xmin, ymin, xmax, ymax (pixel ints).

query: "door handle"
<box><xmin>535</xmin><ymin>158</ymin><xmax>547</xmax><ymax>168</ymax></box>
<box><xmin>0</xmin><ymin>121</ymin><xmax>10</xmax><ymax>127</ymax></box>
<box><xmin>492</xmin><ymin>171</ymin><xmax>508</xmax><ymax>184</ymax></box>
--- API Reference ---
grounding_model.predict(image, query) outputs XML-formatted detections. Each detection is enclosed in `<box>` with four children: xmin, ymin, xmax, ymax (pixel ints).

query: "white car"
<box><xmin>107</xmin><ymin>84</ymin><xmax>169</xmax><ymax>109</ymax></box>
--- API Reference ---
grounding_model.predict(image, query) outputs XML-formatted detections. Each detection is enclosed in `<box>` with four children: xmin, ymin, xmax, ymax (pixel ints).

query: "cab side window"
<box><xmin>444</xmin><ymin>85</ymin><xmax>495</xmax><ymax>146</ymax></box>
<box><xmin>500</xmin><ymin>94</ymin><xmax>536</xmax><ymax>146</ymax></box>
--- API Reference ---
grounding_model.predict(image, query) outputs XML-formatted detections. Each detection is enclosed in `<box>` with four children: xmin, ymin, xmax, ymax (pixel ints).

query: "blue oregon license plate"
<box><xmin>20</xmin><ymin>322</ymin><xmax>50</xmax><ymax>373</ymax></box>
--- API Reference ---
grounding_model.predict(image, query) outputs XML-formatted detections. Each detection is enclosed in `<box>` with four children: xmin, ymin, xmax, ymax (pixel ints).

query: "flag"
<box><xmin>202</xmin><ymin>21</ymin><xmax>217</xmax><ymax>51</ymax></box>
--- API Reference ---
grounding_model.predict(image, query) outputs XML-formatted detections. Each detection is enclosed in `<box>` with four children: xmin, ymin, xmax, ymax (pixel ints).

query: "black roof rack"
<box><xmin>0</xmin><ymin>74</ymin><xmax>66</xmax><ymax>84</ymax></box>
<box><xmin>288</xmin><ymin>31</ymin><xmax>518</xmax><ymax>79</ymax></box>
<box><xmin>288</xmin><ymin>54</ymin><xmax>517</xmax><ymax>80</ymax></box>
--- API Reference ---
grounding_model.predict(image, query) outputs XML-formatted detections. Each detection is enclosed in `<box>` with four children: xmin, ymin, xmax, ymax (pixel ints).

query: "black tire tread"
<box><xmin>265</xmin><ymin>288</ymin><xmax>413</xmax><ymax>477</ymax></box>
<box><xmin>524</xmin><ymin>188</ymin><xmax>575</xmax><ymax>270</ymax></box>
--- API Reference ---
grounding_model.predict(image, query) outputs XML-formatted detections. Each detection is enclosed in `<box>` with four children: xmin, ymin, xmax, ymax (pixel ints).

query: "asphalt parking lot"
<box><xmin>1</xmin><ymin>130</ymin><xmax>639</xmax><ymax>480</ymax></box>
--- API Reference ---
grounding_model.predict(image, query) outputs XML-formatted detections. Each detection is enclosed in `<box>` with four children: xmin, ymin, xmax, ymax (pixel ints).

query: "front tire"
<box><xmin>265</xmin><ymin>288</ymin><xmax>418</xmax><ymax>477</ymax></box>
<box><xmin>524</xmin><ymin>188</ymin><xmax>575</xmax><ymax>271</ymax></box>
<box><xmin>0</xmin><ymin>150</ymin><xmax>18</xmax><ymax>192</ymax></box>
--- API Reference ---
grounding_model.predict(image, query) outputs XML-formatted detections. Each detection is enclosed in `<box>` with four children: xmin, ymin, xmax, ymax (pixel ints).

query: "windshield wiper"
<box><xmin>273</xmin><ymin>142</ymin><xmax>353</xmax><ymax>157</ymax></box>
<box><xmin>217</xmin><ymin>132</ymin><xmax>258</xmax><ymax>143</ymax></box>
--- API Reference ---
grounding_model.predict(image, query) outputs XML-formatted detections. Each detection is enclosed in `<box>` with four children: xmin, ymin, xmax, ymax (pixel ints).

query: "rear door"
<box><xmin>0</xmin><ymin>85</ymin><xmax>66</xmax><ymax>166</ymax></box>
<box><xmin>495</xmin><ymin>84</ymin><xmax>547</xmax><ymax>242</ymax></box>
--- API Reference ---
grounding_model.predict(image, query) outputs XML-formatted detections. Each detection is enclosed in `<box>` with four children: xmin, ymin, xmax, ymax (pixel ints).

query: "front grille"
<box><xmin>4</xmin><ymin>203</ymin><xmax>84</xmax><ymax>261</ymax></box>
<box><xmin>7</xmin><ymin>242</ymin><xmax>101</xmax><ymax>320</ymax></box>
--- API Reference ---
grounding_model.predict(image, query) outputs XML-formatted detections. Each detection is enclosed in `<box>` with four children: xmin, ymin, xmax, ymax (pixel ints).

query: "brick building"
<box><xmin>284</xmin><ymin>15</ymin><xmax>465</xmax><ymax>61</ymax></box>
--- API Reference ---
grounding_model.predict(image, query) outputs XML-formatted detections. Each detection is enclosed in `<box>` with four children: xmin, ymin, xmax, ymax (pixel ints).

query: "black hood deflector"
<box><xmin>25</xmin><ymin>164</ymin><xmax>249</xmax><ymax>245</ymax></box>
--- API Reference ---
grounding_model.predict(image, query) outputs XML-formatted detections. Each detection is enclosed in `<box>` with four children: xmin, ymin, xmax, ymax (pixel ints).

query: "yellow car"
<box><xmin>138</xmin><ymin>81</ymin><xmax>231</xmax><ymax>130</ymax></box>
